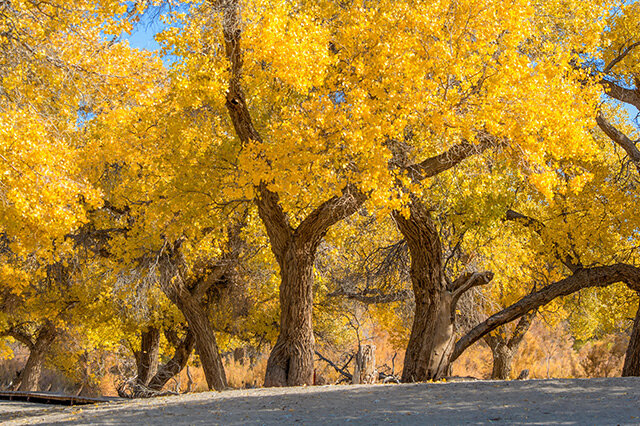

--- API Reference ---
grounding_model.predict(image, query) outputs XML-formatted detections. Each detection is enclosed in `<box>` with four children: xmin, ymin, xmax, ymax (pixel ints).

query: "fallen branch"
<box><xmin>315</xmin><ymin>351</ymin><xmax>353</xmax><ymax>381</ymax></box>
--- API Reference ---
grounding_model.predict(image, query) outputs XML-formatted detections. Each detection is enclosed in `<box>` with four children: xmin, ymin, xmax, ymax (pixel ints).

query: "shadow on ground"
<box><xmin>7</xmin><ymin>377</ymin><xmax>640</xmax><ymax>425</ymax></box>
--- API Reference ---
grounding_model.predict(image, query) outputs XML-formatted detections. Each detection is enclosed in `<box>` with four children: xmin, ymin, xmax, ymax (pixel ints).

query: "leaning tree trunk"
<box><xmin>148</xmin><ymin>329</ymin><xmax>196</xmax><ymax>391</ymax></box>
<box><xmin>623</xmin><ymin>294</ymin><xmax>640</xmax><ymax>376</ymax></box>
<box><xmin>12</xmin><ymin>322</ymin><xmax>57</xmax><ymax>392</ymax></box>
<box><xmin>452</xmin><ymin>264</ymin><xmax>640</xmax><ymax>363</ymax></box>
<box><xmin>135</xmin><ymin>327</ymin><xmax>160</xmax><ymax>388</ymax></box>
<box><xmin>171</xmin><ymin>291</ymin><xmax>227</xmax><ymax>391</ymax></box>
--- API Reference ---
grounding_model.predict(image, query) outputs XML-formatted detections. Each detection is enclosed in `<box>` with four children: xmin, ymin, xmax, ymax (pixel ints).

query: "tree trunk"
<box><xmin>263</xmin><ymin>244</ymin><xmax>315</xmax><ymax>387</ymax></box>
<box><xmin>136</xmin><ymin>327</ymin><xmax>160</xmax><ymax>387</ymax></box>
<box><xmin>623</xmin><ymin>295</ymin><xmax>640</xmax><ymax>376</ymax></box>
<box><xmin>484</xmin><ymin>309</ymin><xmax>536</xmax><ymax>380</ymax></box>
<box><xmin>148</xmin><ymin>329</ymin><xmax>196</xmax><ymax>391</ymax></box>
<box><xmin>161</xmin><ymin>266</ymin><xmax>227</xmax><ymax>392</ymax></box>
<box><xmin>172</xmin><ymin>292</ymin><xmax>227</xmax><ymax>391</ymax></box>
<box><xmin>395</xmin><ymin>201</ymin><xmax>493</xmax><ymax>382</ymax></box>
<box><xmin>257</xmin><ymin>185</ymin><xmax>365</xmax><ymax>387</ymax></box>
<box><xmin>11</xmin><ymin>322</ymin><xmax>57</xmax><ymax>392</ymax></box>
<box><xmin>353</xmin><ymin>345</ymin><xmax>377</xmax><ymax>384</ymax></box>
<box><xmin>394</xmin><ymin>203</ymin><xmax>454</xmax><ymax>382</ymax></box>
<box><xmin>488</xmin><ymin>340</ymin><xmax>514</xmax><ymax>380</ymax></box>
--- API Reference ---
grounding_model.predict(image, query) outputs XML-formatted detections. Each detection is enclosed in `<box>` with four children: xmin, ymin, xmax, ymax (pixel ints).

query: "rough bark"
<box><xmin>353</xmin><ymin>345</ymin><xmax>377</xmax><ymax>384</ymax></box>
<box><xmin>258</xmin><ymin>185</ymin><xmax>365</xmax><ymax>387</ymax></box>
<box><xmin>262</xmin><ymin>239</ymin><xmax>316</xmax><ymax>387</ymax></box>
<box><xmin>135</xmin><ymin>327</ymin><xmax>160</xmax><ymax>387</ymax></box>
<box><xmin>623</xmin><ymin>294</ymin><xmax>640</xmax><ymax>376</ymax></box>
<box><xmin>163</xmin><ymin>280</ymin><xmax>227</xmax><ymax>391</ymax></box>
<box><xmin>452</xmin><ymin>264</ymin><xmax>640</xmax><ymax>363</ymax></box>
<box><xmin>11</xmin><ymin>322</ymin><xmax>57</xmax><ymax>392</ymax></box>
<box><xmin>148</xmin><ymin>328</ymin><xmax>196</xmax><ymax>391</ymax></box>
<box><xmin>394</xmin><ymin>201</ymin><xmax>493</xmax><ymax>382</ymax></box>
<box><xmin>484</xmin><ymin>309</ymin><xmax>536</xmax><ymax>380</ymax></box>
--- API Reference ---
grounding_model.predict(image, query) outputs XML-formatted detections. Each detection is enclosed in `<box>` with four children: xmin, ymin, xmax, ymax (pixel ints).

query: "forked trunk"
<box><xmin>395</xmin><ymin>201</ymin><xmax>492</xmax><ymax>382</ymax></box>
<box><xmin>623</xmin><ymin>295</ymin><xmax>640</xmax><ymax>376</ymax></box>
<box><xmin>485</xmin><ymin>309</ymin><xmax>535</xmax><ymax>380</ymax></box>
<box><xmin>263</xmin><ymin>245</ymin><xmax>315</xmax><ymax>387</ymax></box>
<box><xmin>489</xmin><ymin>342</ymin><xmax>514</xmax><ymax>380</ymax></box>
<box><xmin>394</xmin><ymin>203</ymin><xmax>454</xmax><ymax>382</ymax></box>
<box><xmin>12</xmin><ymin>322</ymin><xmax>57</xmax><ymax>392</ymax></box>
<box><xmin>148</xmin><ymin>329</ymin><xmax>196</xmax><ymax>391</ymax></box>
<box><xmin>136</xmin><ymin>327</ymin><xmax>160</xmax><ymax>387</ymax></box>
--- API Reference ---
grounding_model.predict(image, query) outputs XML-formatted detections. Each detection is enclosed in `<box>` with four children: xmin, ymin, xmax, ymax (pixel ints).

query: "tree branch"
<box><xmin>506</xmin><ymin>308</ymin><xmax>537</xmax><ymax>350</ymax></box>
<box><xmin>450</xmin><ymin>271</ymin><xmax>494</xmax><ymax>312</ymax></box>
<box><xmin>255</xmin><ymin>184</ymin><xmax>293</xmax><ymax>259</ymax></box>
<box><xmin>405</xmin><ymin>133</ymin><xmax>498</xmax><ymax>180</ymax></box>
<box><xmin>296</xmin><ymin>185</ymin><xmax>367</xmax><ymax>250</ymax></box>
<box><xmin>600</xmin><ymin>79</ymin><xmax>640</xmax><ymax>110</ymax></box>
<box><xmin>603</xmin><ymin>41</ymin><xmax>640</xmax><ymax>74</ymax></box>
<box><xmin>505</xmin><ymin>209</ymin><xmax>583</xmax><ymax>273</ymax></box>
<box><xmin>328</xmin><ymin>289</ymin><xmax>411</xmax><ymax>304</ymax></box>
<box><xmin>3</xmin><ymin>329</ymin><xmax>35</xmax><ymax>350</ymax></box>
<box><xmin>595</xmin><ymin>112</ymin><xmax>640</xmax><ymax>173</ymax></box>
<box><xmin>451</xmin><ymin>263</ymin><xmax>640</xmax><ymax>362</ymax></box>
<box><xmin>315</xmin><ymin>351</ymin><xmax>352</xmax><ymax>381</ymax></box>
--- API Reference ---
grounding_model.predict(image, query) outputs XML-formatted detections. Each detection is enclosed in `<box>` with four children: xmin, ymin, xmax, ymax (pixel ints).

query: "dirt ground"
<box><xmin>3</xmin><ymin>377</ymin><xmax>640</xmax><ymax>425</ymax></box>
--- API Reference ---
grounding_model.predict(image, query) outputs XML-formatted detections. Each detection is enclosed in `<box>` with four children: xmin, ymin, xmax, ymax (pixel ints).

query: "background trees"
<box><xmin>1</xmin><ymin>0</ymin><xmax>639</xmax><ymax>394</ymax></box>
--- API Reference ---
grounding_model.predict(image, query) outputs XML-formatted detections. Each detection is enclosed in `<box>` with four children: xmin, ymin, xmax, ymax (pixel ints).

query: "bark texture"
<box><xmin>11</xmin><ymin>322</ymin><xmax>57</xmax><ymax>392</ymax></box>
<box><xmin>148</xmin><ymin>328</ymin><xmax>196</xmax><ymax>391</ymax></box>
<box><xmin>353</xmin><ymin>345</ymin><xmax>377</xmax><ymax>384</ymax></box>
<box><xmin>135</xmin><ymin>327</ymin><xmax>160</xmax><ymax>388</ymax></box>
<box><xmin>163</xmin><ymin>280</ymin><xmax>227</xmax><ymax>391</ymax></box>
<box><xmin>623</xmin><ymin>294</ymin><xmax>640</xmax><ymax>377</ymax></box>
<box><xmin>453</xmin><ymin>264</ymin><xmax>640</xmax><ymax>363</ymax></box>
<box><xmin>258</xmin><ymin>185</ymin><xmax>365</xmax><ymax>387</ymax></box>
<box><xmin>395</xmin><ymin>201</ymin><xmax>493</xmax><ymax>382</ymax></box>
<box><xmin>484</xmin><ymin>309</ymin><xmax>536</xmax><ymax>380</ymax></box>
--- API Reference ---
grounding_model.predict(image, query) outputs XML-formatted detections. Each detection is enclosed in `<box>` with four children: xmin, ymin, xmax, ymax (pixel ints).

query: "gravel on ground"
<box><xmin>3</xmin><ymin>377</ymin><xmax>640</xmax><ymax>425</ymax></box>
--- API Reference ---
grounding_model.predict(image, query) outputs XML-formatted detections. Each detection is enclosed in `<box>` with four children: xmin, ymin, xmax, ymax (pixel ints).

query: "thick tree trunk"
<box><xmin>263</xmin><ymin>243</ymin><xmax>315</xmax><ymax>387</ymax></box>
<box><xmin>488</xmin><ymin>341</ymin><xmax>514</xmax><ymax>380</ymax></box>
<box><xmin>136</xmin><ymin>327</ymin><xmax>160</xmax><ymax>387</ymax></box>
<box><xmin>395</xmin><ymin>201</ymin><xmax>493</xmax><ymax>382</ymax></box>
<box><xmin>623</xmin><ymin>295</ymin><xmax>640</xmax><ymax>376</ymax></box>
<box><xmin>148</xmin><ymin>329</ymin><xmax>196</xmax><ymax>391</ymax></box>
<box><xmin>257</xmin><ymin>185</ymin><xmax>365</xmax><ymax>387</ymax></box>
<box><xmin>173</xmin><ymin>292</ymin><xmax>227</xmax><ymax>391</ymax></box>
<box><xmin>12</xmin><ymin>323</ymin><xmax>57</xmax><ymax>392</ymax></box>
<box><xmin>485</xmin><ymin>309</ymin><xmax>536</xmax><ymax>380</ymax></box>
<box><xmin>394</xmin><ymin>203</ymin><xmax>454</xmax><ymax>382</ymax></box>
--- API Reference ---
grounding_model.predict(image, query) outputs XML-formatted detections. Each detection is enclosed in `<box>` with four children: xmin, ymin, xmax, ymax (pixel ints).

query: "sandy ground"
<box><xmin>3</xmin><ymin>377</ymin><xmax>640</xmax><ymax>425</ymax></box>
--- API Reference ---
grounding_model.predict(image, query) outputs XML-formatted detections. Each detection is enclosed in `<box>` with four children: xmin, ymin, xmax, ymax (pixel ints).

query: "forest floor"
<box><xmin>3</xmin><ymin>377</ymin><xmax>640</xmax><ymax>425</ymax></box>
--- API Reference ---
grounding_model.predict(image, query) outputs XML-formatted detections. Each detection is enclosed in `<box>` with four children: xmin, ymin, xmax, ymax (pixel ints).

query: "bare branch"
<box><xmin>450</xmin><ymin>271</ymin><xmax>494</xmax><ymax>311</ymax></box>
<box><xmin>603</xmin><ymin>41</ymin><xmax>640</xmax><ymax>74</ymax></box>
<box><xmin>328</xmin><ymin>289</ymin><xmax>411</xmax><ymax>304</ymax></box>
<box><xmin>406</xmin><ymin>133</ymin><xmax>499</xmax><ymax>180</ymax></box>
